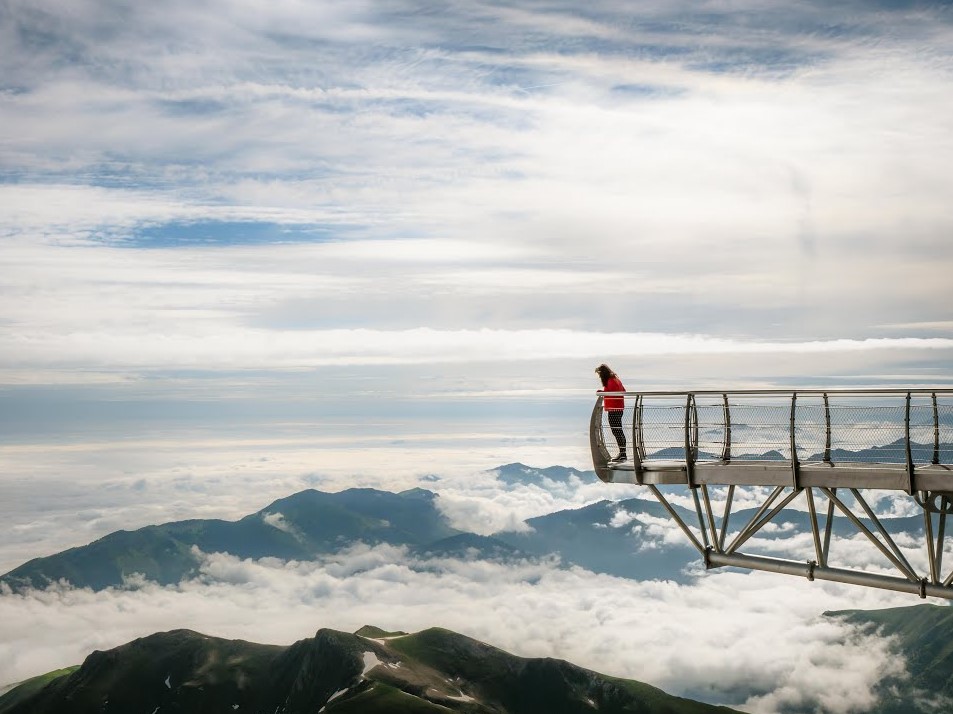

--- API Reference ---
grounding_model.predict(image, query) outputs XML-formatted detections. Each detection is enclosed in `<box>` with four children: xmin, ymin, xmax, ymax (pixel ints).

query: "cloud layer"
<box><xmin>2</xmin><ymin>0</ymin><xmax>952</xmax><ymax>390</ymax></box>
<box><xmin>0</xmin><ymin>545</ymin><xmax>916</xmax><ymax>713</ymax></box>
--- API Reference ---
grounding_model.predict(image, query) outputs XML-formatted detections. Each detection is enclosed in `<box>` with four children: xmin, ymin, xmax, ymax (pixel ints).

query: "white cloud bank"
<box><xmin>5</xmin><ymin>322</ymin><xmax>953</xmax><ymax>372</ymax></box>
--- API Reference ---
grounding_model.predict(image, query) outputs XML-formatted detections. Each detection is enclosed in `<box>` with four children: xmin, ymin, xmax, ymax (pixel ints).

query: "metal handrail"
<box><xmin>596</xmin><ymin>388</ymin><xmax>953</xmax><ymax>396</ymax></box>
<box><xmin>591</xmin><ymin>388</ymin><xmax>952</xmax><ymax>484</ymax></box>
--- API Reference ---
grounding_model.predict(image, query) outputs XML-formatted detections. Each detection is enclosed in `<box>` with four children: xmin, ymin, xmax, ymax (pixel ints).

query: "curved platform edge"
<box><xmin>605</xmin><ymin>460</ymin><xmax>953</xmax><ymax>491</ymax></box>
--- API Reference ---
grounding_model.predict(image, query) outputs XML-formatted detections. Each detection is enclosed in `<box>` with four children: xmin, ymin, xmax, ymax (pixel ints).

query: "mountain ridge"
<box><xmin>0</xmin><ymin>625</ymin><xmax>741</xmax><ymax>714</ymax></box>
<box><xmin>824</xmin><ymin>604</ymin><xmax>953</xmax><ymax>713</ymax></box>
<box><xmin>1</xmin><ymin>463</ymin><xmax>932</xmax><ymax>592</ymax></box>
<box><xmin>1</xmin><ymin>487</ymin><xmax>460</xmax><ymax>591</ymax></box>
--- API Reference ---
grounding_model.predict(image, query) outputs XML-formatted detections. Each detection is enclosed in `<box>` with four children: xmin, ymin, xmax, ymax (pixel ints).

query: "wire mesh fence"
<box><xmin>598</xmin><ymin>393</ymin><xmax>953</xmax><ymax>466</ymax></box>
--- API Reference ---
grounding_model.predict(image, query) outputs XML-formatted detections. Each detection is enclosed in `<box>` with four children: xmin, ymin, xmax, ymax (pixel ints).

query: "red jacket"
<box><xmin>598</xmin><ymin>376</ymin><xmax>626</xmax><ymax>411</ymax></box>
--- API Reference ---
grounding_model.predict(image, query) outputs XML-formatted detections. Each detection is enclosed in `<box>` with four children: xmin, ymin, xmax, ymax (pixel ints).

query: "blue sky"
<box><xmin>2</xmin><ymin>2</ymin><xmax>953</xmax><ymax>707</ymax></box>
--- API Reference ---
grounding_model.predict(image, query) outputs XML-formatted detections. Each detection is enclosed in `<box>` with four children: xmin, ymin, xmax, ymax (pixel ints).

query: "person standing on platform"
<box><xmin>595</xmin><ymin>363</ymin><xmax>627</xmax><ymax>463</ymax></box>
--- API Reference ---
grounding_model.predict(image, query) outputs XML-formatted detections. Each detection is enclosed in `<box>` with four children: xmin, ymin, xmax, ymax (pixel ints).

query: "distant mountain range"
<box><xmin>0</xmin><ymin>625</ymin><xmax>740</xmax><ymax>714</ymax></box>
<box><xmin>1</xmin><ymin>487</ymin><xmax>459</xmax><ymax>591</ymax></box>
<box><xmin>635</xmin><ymin>440</ymin><xmax>950</xmax><ymax>464</ymax></box>
<box><xmin>0</xmin><ymin>463</ymin><xmax>929</xmax><ymax>592</ymax></box>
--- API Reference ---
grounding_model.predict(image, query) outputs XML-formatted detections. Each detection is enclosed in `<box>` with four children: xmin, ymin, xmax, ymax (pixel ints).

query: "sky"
<box><xmin>2</xmin><ymin>0</ymin><xmax>953</xmax><ymax>711</ymax></box>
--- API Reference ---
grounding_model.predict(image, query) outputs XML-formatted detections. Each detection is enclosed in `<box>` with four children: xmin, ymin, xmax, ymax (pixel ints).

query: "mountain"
<box><xmin>825</xmin><ymin>604</ymin><xmax>953</xmax><ymax>714</ymax></box>
<box><xmin>2</xmin><ymin>463</ymin><xmax>932</xmax><ymax>592</ymax></box>
<box><xmin>410</xmin><ymin>533</ymin><xmax>529</xmax><ymax>561</ymax></box>
<box><xmin>494</xmin><ymin>463</ymin><xmax>592</xmax><ymax>486</ymax></box>
<box><xmin>1</xmin><ymin>488</ymin><xmax>460</xmax><ymax>592</ymax></box>
<box><xmin>495</xmin><ymin>497</ymin><xmax>699</xmax><ymax>582</ymax></box>
<box><xmin>0</xmin><ymin>626</ymin><xmax>741</xmax><ymax>714</ymax></box>
<box><xmin>807</xmin><ymin>440</ymin><xmax>952</xmax><ymax>464</ymax></box>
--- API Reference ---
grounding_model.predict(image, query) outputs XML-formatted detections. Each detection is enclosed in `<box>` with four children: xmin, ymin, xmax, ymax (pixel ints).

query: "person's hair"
<box><xmin>595</xmin><ymin>363</ymin><xmax>616</xmax><ymax>387</ymax></box>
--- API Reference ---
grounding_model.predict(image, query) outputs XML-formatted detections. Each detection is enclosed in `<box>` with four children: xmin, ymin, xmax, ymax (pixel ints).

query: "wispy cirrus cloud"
<box><xmin>3</xmin><ymin>1</ymin><xmax>952</xmax><ymax>371</ymax></box>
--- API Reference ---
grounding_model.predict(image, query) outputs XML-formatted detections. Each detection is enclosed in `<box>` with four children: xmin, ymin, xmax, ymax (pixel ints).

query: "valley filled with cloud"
<box><xmin>2</xmin><ymin>462</ymin><xmax>949</xmax><ymax>713</ymax></box>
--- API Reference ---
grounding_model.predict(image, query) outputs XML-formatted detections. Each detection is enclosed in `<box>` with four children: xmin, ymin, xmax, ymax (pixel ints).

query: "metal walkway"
<box><xmin>589</xmin><ymin>389</ymin><xmax>953</xmax><ymax>599</ymax></box>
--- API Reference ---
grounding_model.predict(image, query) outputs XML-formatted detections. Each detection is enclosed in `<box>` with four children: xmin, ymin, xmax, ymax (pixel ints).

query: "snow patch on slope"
<box><xmin>362</xmin><ymin>651</ymin><xmax>381</xmax><ymax>676</ymax></box>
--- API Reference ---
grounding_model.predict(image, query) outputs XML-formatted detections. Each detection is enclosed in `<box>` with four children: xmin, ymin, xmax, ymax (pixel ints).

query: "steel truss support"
<box><xmin>593</xmin><ymin>388</ymin><xmax>953</xmax><ymax>599</ymax></box>
<box><xmin>643</xmin><ymin>483</ymin><xmax>953</xmax><ymax>600</ymax></box>
<box><xmin>916</xmin><ymin>491</ymin><xmax>953</xmax><ymax>587</ymax></box>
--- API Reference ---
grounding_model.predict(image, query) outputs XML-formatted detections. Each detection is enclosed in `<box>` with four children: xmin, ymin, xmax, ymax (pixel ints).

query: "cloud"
<box><xmin>0</xmin><ymin>544</ymin><xmax>921</xmax><ymax>713</ymax></box>
<box><xmin>261</xmin><ymin>511</ymin><xmax>301</xmax><ymax>539</ymax></box>
<box><xmin>2</xmin><ymin>1</ymin><xmax>952</xmax><ymax>406</ymax></box>
<box><xmin>4</xmin><ymin>311</ymin><xmax>953</xmax><ymax>372</ymax></box>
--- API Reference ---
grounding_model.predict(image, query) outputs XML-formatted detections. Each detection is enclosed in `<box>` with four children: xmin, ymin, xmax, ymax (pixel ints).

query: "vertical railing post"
<box><xmin>790</xmin><ymin>392</ymin><xmax>800</xmax><ymax>489</ymax></box>
<box><xmin>933</xmin><ymin>393</ymin><xmax>940</xmax><ymax>466</ymax></box>
<box><xmin>632</xmin><ymin>395</ymin><xmax>644</xmax><ymax>484</ymax></box>
<box><xmin>823</xmin><ymin>392</ymin><xmax>832</xmax><ymax>463</ymax></box>
<box><xmin>692</xmin><ymin>395</ymin><xmax>699</xmax><ymax>461</ymax></box>
<box><xmin>685</xmin><ymin>393</ymin><xmax>696</xmax><ymax>489</ymax></box>
<box><xmin>905</xmin><ymin>392</ymin><xmax>915</xmax><ymax>495</ymax></box>
<box><xmin>721</xmin><ymin>393</ymin><xmax>731</xmax><ymax>462</ymax></box>
<box><xmin>636</xmin><ymin>395</ymin><xmax>645</xmax><ymax>463</ymax></box>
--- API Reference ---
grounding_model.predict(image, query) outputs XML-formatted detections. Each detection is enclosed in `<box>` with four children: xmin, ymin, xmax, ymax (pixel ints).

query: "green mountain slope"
<box><xmin>495</xmin><ymin>498</ymin><xmax>696</xmax><ymax>581</ymax></box>
<box><xmin>0</xmin><ymin>669</ymin><xmax>79</xmax><ymax>712</ymax></box>
<box><xmin>826</xmin><ymin>604</ymin><xmax>953</xmax><ymax>714</ymax></box>
<box><xmin>1</xmin><ymin>488</ymin><xmax>460</xmax><ymax>591</ymax></box>
<box><xmin>0</xmin><ymin>626</ymin><xmax>741</xmax><ymax>714</ymax></box>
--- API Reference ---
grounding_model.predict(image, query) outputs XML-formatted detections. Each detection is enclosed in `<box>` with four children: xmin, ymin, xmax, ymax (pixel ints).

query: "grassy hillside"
<box><xmin>0</xmin><ymin>625</ymin><xmax>741</xmax><ymax>714</ymax></box>
<box><xmin>826</xmin><ymin>604</ymin><xmax>953</xmax><ymax>714</ymax></box>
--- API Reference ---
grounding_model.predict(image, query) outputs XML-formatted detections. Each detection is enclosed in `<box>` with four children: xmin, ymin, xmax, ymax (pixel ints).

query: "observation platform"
<box><xmin>590</xmin><ymin>389</ymin><xmax>953</xmax><ymax>599</ymax></box>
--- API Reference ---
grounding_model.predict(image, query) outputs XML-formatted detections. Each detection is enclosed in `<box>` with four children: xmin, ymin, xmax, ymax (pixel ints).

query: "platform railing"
<box><xmin>590</xmin><ymin>388</ymin><xmax>953</xmax><ymax>599</ymax></box>
<box><xmin>592</xmin><ymin>389</ymin><xmax>953</xmax><ymax>488</ymax></box>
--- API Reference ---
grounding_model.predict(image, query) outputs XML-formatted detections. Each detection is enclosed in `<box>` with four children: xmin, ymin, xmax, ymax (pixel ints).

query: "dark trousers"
<box><xmin>608</xmin><ymin>410</ymin><xmax>626</xmax><ymax>455</ymax></box>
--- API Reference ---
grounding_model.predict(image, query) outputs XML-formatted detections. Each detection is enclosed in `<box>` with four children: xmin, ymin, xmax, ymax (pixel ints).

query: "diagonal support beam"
<box><xmin>718</xmin><ymin>485</ymin><xmax>735</xmax><ymax>552</ymax></box>
<box><xmin>849</xmin><ymin>488</ymin><xmax>918</xmax><ymax>583</ymax></box>
<box><xmin>822</xmin><ymin>488</ymin><xmax>836</xmax><ymax>564</ymax></box>
<box><xmin>937</xmin><ymin>498</ymin><xmax>947</xmax><ymax>579</ymax></box>
<box><xmin>925</xmin><ymin>499</ymin><xmax>938</xmax><ymax>585</ymax></box>
<box><xmin>725</xmin><ymin>486</ymin><xmax>785</xmax><ymax>554</ymax></box>
<box><xmin>701</xmin><ymin>484</ymin><xmax>719</xmax><ymax>552</ymax></box>
<box><xmin>821</xmin><ymin>488</ymin><xmax>920</xmax><ymax>582</ymax></box>
<box><xmin>692</xmin><ymin>486</ymin><xmax>711</xmax><ymax>551</ymax></box>
<box><xmin>727</xmin><ymin>487</ymin><xmax>803</xmax><ymax>554</ymax></box>
<box><xmin>648</xmin><ymin>484</ymin><xmax>705</xmax><ymax>555</ymax></box>
<box><xmin>805</xmin><ymin>487</ymin><xmax>825</xmax><ymax>567</ymax></box>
